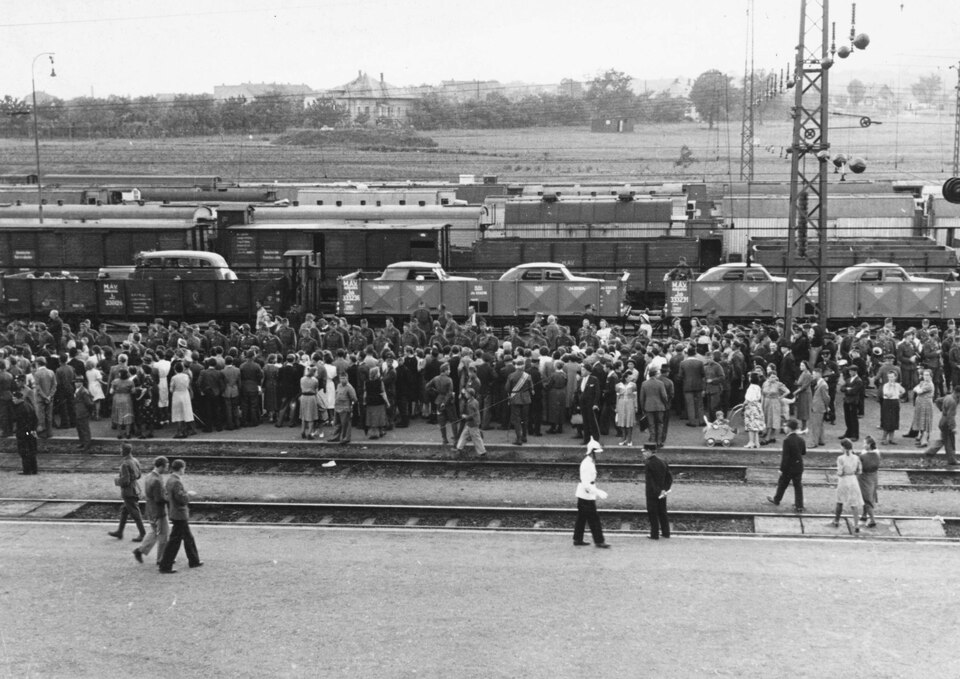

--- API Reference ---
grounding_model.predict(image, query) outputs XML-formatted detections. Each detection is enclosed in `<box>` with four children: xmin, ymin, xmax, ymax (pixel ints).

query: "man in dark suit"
<box><xmin>679</xmin><ymin>347</ymin><xmax>705</xmax><ymax>426</ymax></box>
<box><xmin>767</xmin><ymin>419</ymin><xmax>806</xmax><ymax>511</ymax></box>
<box><xmin>657</xmin><ymin>366</ymin><xmax>675</xmax><ymax>445</ymax></box>
<box><xmin>639</xmin><ymin>368</ymin><xmax>669</xmax><ymax>447</ymax></box>
<box><xmin>576</xmin><ymin>363</ymin><xmax>602</xmax><ymax>444</ymax></box>
<box><xmin>839</xmin><ymin>365</ymin><xmax>863</xmax><ymax>440</ymax></box>
<box><xmin>158</xmin><ymin>459</ymin><xmax>203</xmax><ymax>573</ymax></box>
<box><xmin>642</xmin><ymin>444</ymin><xmax>672</xmax><ymax>539</ymax></box>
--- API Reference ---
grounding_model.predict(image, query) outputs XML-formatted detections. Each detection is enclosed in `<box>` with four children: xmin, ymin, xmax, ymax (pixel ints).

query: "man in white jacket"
<box><xmin>573</xmin><ymin>438</ymin><xmax>610</xmax><ymax>548</ymax></box>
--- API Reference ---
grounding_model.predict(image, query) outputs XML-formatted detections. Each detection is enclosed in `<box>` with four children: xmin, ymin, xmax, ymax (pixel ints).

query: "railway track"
<box><xmin>1</xmin><ymin>498</ymin><xmax>957</xmax><ymax>541</ymax></box>
<box><xmin>6</xmin><ymin>453</ymin><xmax>960</xmax><ymax>489</ymax></box>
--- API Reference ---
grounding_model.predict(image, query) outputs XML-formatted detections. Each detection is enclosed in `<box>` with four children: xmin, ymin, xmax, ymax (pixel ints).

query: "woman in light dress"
<box><xmin>615</xmin><ymin>372</ymin><xmax>638</xmax><ymax>446</ymax></box>
<box><xmin>832</xmin><ymin>438</ymin><xmax>864</xmax><ymax>534</ymax></box>
<box><xmin>110</xmin><ymin>367</ymin><xmax>136</xmax><ymax>439</ymax></box>
<box><xmin>910</xmin><ymin>369</ymin><xmax>935</xmax><ymax>447</ymax></box>
<box><xmin>299</xmin><ymin>365</ymin><xmax>321</xmax><ymax>440</ymax></box>
<box><xmin>85</xmin><ymin>359</ymin><xmax>106</xmax><ymax>421</ymax></box>
<box><xmin>743</xmin><ymin>372</ymin><xmax>765</xmax><ymax>449</ymax></box>
<box><xmin>169</xmin><ymin>362</ymin><xmax>195</xmax><ymax>439</ymax></box>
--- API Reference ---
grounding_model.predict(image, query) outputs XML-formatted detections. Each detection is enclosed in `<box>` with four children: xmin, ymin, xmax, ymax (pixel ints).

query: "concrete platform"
<box><xmin>0</xmin><ymin>394</ymin><xmax>942</xmax><ymax>467</ymax></box>
<box><xmin>2</xmin><ymin>523</ymin><xmax>960</xmax><ymax>679</ymax></box>
<box><xmin>0</xmin><ymin>501</ymin><xmax>45</xmax><ymax>516</ymax></box>
<box><xmin>802</xmin><ymin>517</ymin><xmax>853</xmax><ymax>535</ymax></box>
<box><xmin>754</xmin><ymin>515</ymin><xmax>803</xmax><ymax>535</ymax></box>
<box><xmin>860</xmin><ymin>519</ymin><xmax>900</xmax><ymax>537</ymax></box>
<box><xmin>26</xmin><ymin>501</ymin><xmax>88</xmax><ymax>518</ymax></box>
<box><xmin>895</xmin><ymin>519</ymin><xmax>946</xmax><ymax>538</ymax></box>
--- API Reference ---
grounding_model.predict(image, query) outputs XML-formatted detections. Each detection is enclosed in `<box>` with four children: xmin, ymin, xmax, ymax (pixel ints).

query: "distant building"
<box><xmin>321</xmin><ymin>71</ymin><xmax>421</xmax><ymax>125</ymax></box>
<box><xmin>213</xmin><ymin>82</ymin><xmax>317</xmax><ymax>105</ymax></box>
<box><xmin>559</xmin><ymin>79</ymin><xmax>584</xmax><ymax>98</ymax></box>
<box><xmin>436</xmin><ymin>79</ymin><xmax>502</xmax><ymax>103</ymax></box>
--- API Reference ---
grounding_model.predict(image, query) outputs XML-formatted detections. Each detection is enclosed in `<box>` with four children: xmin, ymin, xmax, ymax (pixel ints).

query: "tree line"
<box><xmin>1</xmin><ymin>68</ymin><xmax>939</xmax><ymax>138</ymax></box>
<box><xmin>0</xmin><ymin>92</ymin><xmax>348</xmax><ymax>139</ymax></box>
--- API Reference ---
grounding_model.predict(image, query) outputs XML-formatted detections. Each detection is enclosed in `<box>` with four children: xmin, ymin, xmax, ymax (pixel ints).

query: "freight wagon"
<box><xmin>338</xmin><ymin>269</ymin><xmax>630</xmax><ymax>322</ymax></box>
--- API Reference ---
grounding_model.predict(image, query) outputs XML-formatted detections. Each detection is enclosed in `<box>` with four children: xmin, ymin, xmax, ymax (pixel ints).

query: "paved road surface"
<box><xmin>1</xmin><ymin>524</ymin><xmax>958</xmax><ymax>678</ymax></box>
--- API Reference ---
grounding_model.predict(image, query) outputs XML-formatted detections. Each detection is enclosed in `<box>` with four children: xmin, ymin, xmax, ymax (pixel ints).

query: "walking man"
<box><xmin>108</xmin><ymin>443</ymin><xmax>146</xmax><ymax>541</ymax></box>
<box><xmin>923</xmin><ymin>383</ymin><xmax>960</xmax><ymax>466</ymax></box>
<box><xmin>573</xmin><ymin>439</ymin><xmax>610</xmax><ymax>548</ymax></box>
<box><xmin>133</xmin><ymin>456</ymin><xmax>170</xmax><ymax>566</ymax></box>
<box><xmin>455</xmin><ymin>387</ymin><xmax>487</xmax><ymax>457</ymax></box>
<box><xmin>158</xmin><ymin>459</ymin><xmax>203</xmax><ymax>573</ymax></box>
<box><xmin>767</xmin><ymin>419</ymin><xmax>806</xmax><ymax>512</ymax></box>
<box><xmin>642</xmin><ymin>443</ymin><xmax>672</xmax><ymax>540</ymax></box>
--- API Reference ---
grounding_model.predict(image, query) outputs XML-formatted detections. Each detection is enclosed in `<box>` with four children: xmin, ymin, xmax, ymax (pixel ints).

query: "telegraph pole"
<box><xmin>786</xmin><ymin>0</ymin><xmax>832</xmax><ymax>329</ymax></box>
<box><xmin>739</xmin><ymin>0</ymin><xmax>755</xmax><ymax>181</ymax></box>
<box><xmin>952</xmin><ymin>60</ymin><xmax>959</xmax><ymax>176</ymax></box>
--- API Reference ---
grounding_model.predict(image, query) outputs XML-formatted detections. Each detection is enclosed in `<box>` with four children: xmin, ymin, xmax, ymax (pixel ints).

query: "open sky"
<box><xmin>1</xmin><ymin>0</ymin><xmax>957</xmax><ymax>100</ymax></box>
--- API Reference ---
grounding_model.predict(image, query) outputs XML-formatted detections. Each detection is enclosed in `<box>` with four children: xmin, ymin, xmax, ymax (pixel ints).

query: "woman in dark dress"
<box><xmin>262</xmin><ymin>354</ymin><xmax>280</xmax><ymax>423</ymax></box>
<box><xmin>545</xmin><ymin>361</ymin><xmax>567</xmax><ymax>434</ymax></box>
<box><xmin>364</xmin><ymin>366</ymin><xmax>390</xmax><ymax>439</ymax></box>
<box><xmin>879</xmin><ymin>370</ymin><xmax>905</xmax><ymax>445</ymax></box>
<box><xmin>133</xmin><ymin>371</ymin><xmax>158</xmax><ymax>439</ymax></box>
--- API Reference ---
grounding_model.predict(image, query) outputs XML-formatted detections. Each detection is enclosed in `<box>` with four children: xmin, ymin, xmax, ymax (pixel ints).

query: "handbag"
<box><xmin>570</xmin><ymin>412</ymin><xmax>583</xmax><ymax>426</ymax></box>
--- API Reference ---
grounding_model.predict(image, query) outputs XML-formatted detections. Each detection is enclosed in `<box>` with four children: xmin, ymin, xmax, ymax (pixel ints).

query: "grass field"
<box><xmin>0</xmin><ymin>115</ymin><xmax>953</xmax><ymax>185</ymax></box>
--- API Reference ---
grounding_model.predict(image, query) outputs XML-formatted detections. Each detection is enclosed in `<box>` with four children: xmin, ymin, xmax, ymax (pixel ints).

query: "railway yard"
<box><xmin>3</xmin><ymin>403</ymin><xmax>960</xmax><ymax>677</ymax></box>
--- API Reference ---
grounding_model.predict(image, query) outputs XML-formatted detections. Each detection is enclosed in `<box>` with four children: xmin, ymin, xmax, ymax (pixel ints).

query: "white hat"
<box><xmin>586</xmin><ymin>438</ymin><xmax>603</xmax><ymax>455</ymax></box>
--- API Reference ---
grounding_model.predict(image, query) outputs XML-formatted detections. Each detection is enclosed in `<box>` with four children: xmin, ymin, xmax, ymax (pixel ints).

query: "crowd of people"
<box><xmin>2</xmin><ymin>307</ymin><xmax>960</xmax><ymax>468</ymax></box>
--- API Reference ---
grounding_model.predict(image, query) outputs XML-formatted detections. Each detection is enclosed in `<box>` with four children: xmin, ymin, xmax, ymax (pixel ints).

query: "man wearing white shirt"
<box><xmin>573</xmin><ymin>438</ymin><xmax>610</xmax><ymax>548</ymax></box>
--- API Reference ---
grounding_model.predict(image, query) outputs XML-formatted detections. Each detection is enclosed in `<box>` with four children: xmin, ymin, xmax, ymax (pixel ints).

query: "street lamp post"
<box><xmin>31</xmin><ymin>52</ymin><xmax>55</xmax><ymax>224</ymax></box>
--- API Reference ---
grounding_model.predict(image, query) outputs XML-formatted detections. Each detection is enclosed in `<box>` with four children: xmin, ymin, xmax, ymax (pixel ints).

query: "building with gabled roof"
<box><xmin>322</xmin><ymin>71</ymin><xmax>422</xmax><ymax>125</ymax></box>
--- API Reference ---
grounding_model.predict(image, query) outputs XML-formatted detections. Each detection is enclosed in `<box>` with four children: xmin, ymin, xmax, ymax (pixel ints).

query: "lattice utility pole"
<box><xmin>785</xmin><ymin>0</ymin><xmax>831</xmax><ymax>328</ymax></box>
<box><xmin>952</xmin><ymin>61</ymin><xmax>959</xmax><ymax>176</ymax></box>
<box><xmin>739</xmin><ymin>0</ymin><xmax>756</xmax><ymax>181</ymax></box>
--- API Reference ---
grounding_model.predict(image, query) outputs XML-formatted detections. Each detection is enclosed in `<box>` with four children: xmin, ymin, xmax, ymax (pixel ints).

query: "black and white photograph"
<box><xmin>2</xmin><ymin>1</ymin><xmax>960</xmax><ymax>676</ymax></box>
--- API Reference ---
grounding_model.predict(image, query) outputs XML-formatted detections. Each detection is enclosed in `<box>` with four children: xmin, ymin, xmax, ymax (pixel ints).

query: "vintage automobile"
<box><xmin>98</xmin><ymin>250</ymin><xmax>239</xmax><ymax>281</ymax></box>
<box><xmin>695</xmin><ymin>262</ymin><xmax>786</xmax><ymax>283</ymax></box>
<box><xmin>498</xmin><ymin>262</ymin><xmax>603</xmax><ymax>283</ymax></box>
<box><xmin>375</xmin><ymin>261</ymin><xmax>475</xmax><ymax>282</ymax></box>
<box><xmin>829</xmin><ymin>262</ymin><xmax>940</xmax><ymax>284</ymax></box>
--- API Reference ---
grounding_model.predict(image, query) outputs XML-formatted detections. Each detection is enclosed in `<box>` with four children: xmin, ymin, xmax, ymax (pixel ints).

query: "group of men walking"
<box><xmin>108</xmin><ymin>444</ymin><xmax>203</xmax><ymax>573</ymax></box>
